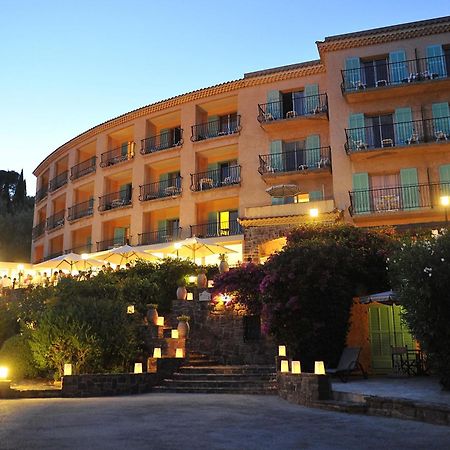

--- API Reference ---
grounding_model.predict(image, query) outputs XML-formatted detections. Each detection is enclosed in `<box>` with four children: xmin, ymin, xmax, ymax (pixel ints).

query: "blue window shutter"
<box><xmin>207</xmin><ymin>162</ymin><xmax>219</xmax><ymax>185</ymax></box>
<box><xmin>113</xmin><ymin>227</ymin><xmax>126</xmax><ymax>245</ymax></box>
<box><xmin>400</xmin><ymin>168</ymin><xmax>420</xmax><ymax>209</ymax></box>
<box><xmin>207</xmin><ymin>211</ymin><xmax>218</xmax><ymax>237</ymax></box>
<box><xmin>121</xmin><ymin>142</ymin><xmax>128</xmax><ymax>156</ymax></box>
<box><xmin>160</xmin><ymin>128</ymin><xmax>170</xmax><ymax>149</ymax></box>
<box><xmin>304</xmin><ymin>84</ymin><xmax>319</xmax><ymax>113</ymax></box>
<box><xmin>119</xmin><ymin>183</ymin><xmax>130</xmax><ymax>201</ymax></box>
<box><xmin>345</xmin><ymin>57</ymin><xmax>361</xmax><ymax>89</ymax></box>
<box><xmin>269</xmin><ymin>140</ymin><xmax>283</xmax><ymax>171</ymax></box>
<box><xmin>432</xmin><ymin>102</ymin><xmax>450</xmax><ymax>136</ymax></box>
<box><xmin>207</xmin><ymin>115</ymin><xmax>219</xmax><ymax>138</ymax></box>
<box><xmin>305</xmin><ymin>135</ymin><xmax>320</xmax><ymax>167</ymax></box>
<box><xmin>266</xmin><ymin>90</ymin><xmax>282</xmax><ymax>119</ymax></box>
<box><xmin>352</xmin><ymin>173</ymin><xmax>370</xmax><ymax>214</ymax></box>
<box><xmin>157</xmin><ymin>220</ymin><xmax>167</xmax><ymax>242</ymax></box>
<box><xmin>426</xmin><ymin>45</ymin><xmax>446</xmax><ymax>77</ymax></box>
<box><xmin>389</xmin><ymin>50</ymin><xmax>407</xmax><ymax>84</ymax></box>
<box><xmin>348</xmin><ymin>113</ymin><xmax>366</xmax><ymax>151</ymax></box>
<box><xmin>439</xmin><ymin>164</ymin><xmax>450</xmax><ymax>196</ymax></box>
<box><xmin>394</xmin><ymin>107</ymin><xmax>413</xmax><ymax>145</ymax></box>
<box><xmin>309</xmin><ymin>190</ymin><xmax>323</xmax><ymax>201</ymax></box>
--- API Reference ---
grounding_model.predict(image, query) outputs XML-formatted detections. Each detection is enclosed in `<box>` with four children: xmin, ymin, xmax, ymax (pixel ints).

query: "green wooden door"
<box><xmin>304</xmin><ymin>83</ymin><xmax>319</xmax><ymax>113</ymax></box>
<box><xmin>305</xmin><ymin>135</ymin><xmax>320</xmax><ymax>167</ymax></box>
<box><xmin>426</xmin><ymin>45</ymin><xmax>446</xmax><ymax>77</ymax></box>
<box><xmin>345</xmin><ymin>57</ymin><xmax>361</xmax><ymax>90</ymax></box>
<box><xmin>352</xmin><ymin>172</ymin><xmax>370</xmax><ymax>214</ymax></box>
<box><xmin>432</xmin><ymin>102</ymin><xmax>450</xmax><ymax>136</ymax></box>
<box><xmin>369</xmin><ymin>305</ymin><xmax>416</xmax><ymax>372</ymax></box>
<box><xmin>270</xmin><ymin>140</ymin><xmax>283</xmax><ymax>171</ymax></box>
<box><xmin>394</xmin><ymin>107</ymin><xmax>413</xmax><ymax>146</ymax></box>
<box><xmin>439</xmin><ymin>164</ymin><xmax>450</xmax><ymax>195</ymax></box>
<box><xmin>389</xmin><ymin>50</ymin><xmax>407</xmax><ymax>84</ymax></box>
<box><xmin>267</xmin><ymin>90</ymin><xmax>282</xmax><ymax>119</ymax></box>
<box><xmin>348</xmin><ymin>113</ymin><xmax>366</xmax><ymax>151</ymax></box>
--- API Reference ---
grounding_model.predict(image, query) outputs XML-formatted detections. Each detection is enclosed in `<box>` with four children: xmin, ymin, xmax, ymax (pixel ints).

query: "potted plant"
<box><xmin>197</xmin><ymin>269</ymin><xmax>207</xmax><ymax>289</ymax></box>
<box><xmin>177</xmin><ymin>315</ymin><xmax>191</xmax><ymax>338</ymax></box>
<box><xmin>176</xmin><ymin>278</ymin><xmax>187</xmax><ymax>300</ymax></box>
<box><xmin>146</xmin><ymin>303</ymin><xmax>159</xmax><ymax>325</ymax></box>
<box><xmin>218</xmin><ymin>254</ymin><xmax>229</xmax><ymax>274</ymax></box>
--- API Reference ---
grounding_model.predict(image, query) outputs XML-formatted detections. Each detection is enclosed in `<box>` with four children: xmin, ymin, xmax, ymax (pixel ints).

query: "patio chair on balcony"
<box><xmin>435</xmin><ymin>131</ymin><xmax>448</xmax><ymax>142</ymax></box>
<box><xmin>406</xmin><ymin>132</ymin><xmax>419</xmax><ymax>145</ymax></box>
<box><xmin>286</xmin><ymin>110</ymin><xmax>297</xmax><ymax>119</ymax></box>
<box><xmin>326</xmin><ymin>347</ymin><xmax>367</xmax><ymax>382</ymax></box>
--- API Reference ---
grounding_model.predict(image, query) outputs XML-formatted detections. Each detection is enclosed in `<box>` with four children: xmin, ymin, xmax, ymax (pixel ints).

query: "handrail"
<box><xmin>138</xmin><ymin>227</ymin><xmax>182</xmax><ymax>245</ymax></box>
<box><xmin>98</xmin><ymin>188</ymin><xmax>132</xmax><ymax>212</ymax></box>
<box><xmin>140</xmin><ymin>128</ymin><xmax>183</xmax><ymax>155</ymax></box>
<box><xmin>191</xmin><ymin>114</ymin><xmax>241</xmax><ymax>142</ymax></box>
<box><xmin>70</xmin><ymin>156</ymin><xmax>97</xmax><ymax>180</ymax></box>
<box><xmin>100</xmin><ymin>142</ymin><xmax>135</xmax><ymax>167</ymax></box>
<box><xmin>190</xmin><ymin>219</ymin><xmax>242</xmax><ymax>238</ymax></box>
<box><xmin>190</xmin><ymin>165</ymin><xmax>241</xmax><ymax>191</ymax></box>
<box><xmin>48</xmin><ymin>171</ymin><xmax>68</xmax><ymax>192</ymax></box>
<box><xmin>68</xmin><ymin>199</ymin><xmax>94</xmax><ymax>221</ymax></box>
<box><xmin>139</xmin><ymin>177</ymin><xmax>183</xmax><ymax>201</ymax></box>
<box><xmin>46</xmin><ymin>210</ymin><xmax>65</xmax><ymax>230</ymax></box>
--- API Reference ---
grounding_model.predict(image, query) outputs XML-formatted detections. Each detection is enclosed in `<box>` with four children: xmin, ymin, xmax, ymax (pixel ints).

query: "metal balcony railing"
<box><xmin>46</xmin><ymin>210</ymin><xmax>65</xmax><ymax>230</ymax></box>
<box><xmin>190</xmin><ymin>166</ymin><xmax>241</xmax><ymax>191</ymax></box>
<box><xmin>64</xmin><ymin>244</ymin><xmax>93</xmax><ymax>255</ymax></box>
<box><xmin>341</xmin><ymin>55</ymin><xmax>450</xmax><ymax>93</ymax></box>
<box><xmin>345</xmin><ymin>116</ymin><xmax>450</xmax><ymax>154</ymax></box>
<box><xmin>190</xmin><ymin>219</ymin><xmax>242</xmax><ymax>238</ymax></box>
<box><xmin>138</xmin><ymin>227</ymin><xmax>182</xmax><ymax>246</ymax></box>
<box><xmin>258</xmin><ymin>146</ymin><xmax>332</xmax><ymax>174</ymax></box>
<box><xmin>97</xmin><ymin>236</ymin><xmax>130</xmax><ymax>252</ymax></box>
<box><xmin>44</xmin><ymin>251</ymin><xmax>63</xmax><ymax>261</ymax></box>
<box><xmin>48</xmin><ymin>171</ymin><xmax>68</xmax><ymax>192</ymax></box>
<box><xmin>191</xmin><ymin>115</ymin><xmax>241</xmax><ymax>142</ymax></box>
<box><xmin>257</xmin><ymin>93</ymin><xmax>328</xmax><ymax>123</ymax></box>
<box><xmin>140</xmin><ymin>128</ymin><xmax>183</xmax><ymax>155</ymax></box>
<box><xmin>98</xmin><ymin>189</ymin><xmax>132</xmax><ymax>212</ymax></box>
<box><xmin>99</xmin><ymin>142</ymin><xmax>135</xmax><ymax>167</ymax></box>
<box><xmin>139</xmin><ymin>177</ymin><xmax>183</xmax><ymax>201</ymax></box>
<box><xmin>35</xmin><ymin>186</ymin><xmax>48</xmax><ymax>203</ymax></box>
<box><xmin>349</xmin><ymin>182</ymin><xmax>450</xmax><ymax>215</ymax></box>
<box><xmin>32</xmin><ymin>222</ymin><xmax>46</xmax><ymax>240</ymax></box>
<box><xmin>68</xmin><ymin>199</ymin><xmax>94</xmax><ymax>221</ymax></box>
<box><xmin>70</xmin><ymin>157</ymin><xmax>97</xmax><ymax>180</ymax></box>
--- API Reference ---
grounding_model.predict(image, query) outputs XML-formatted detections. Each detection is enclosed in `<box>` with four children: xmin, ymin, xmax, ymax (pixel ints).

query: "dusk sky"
<box><xmin>1</xmin><ymin>0</ymin><xmax>449</xmax><ymax>193</ymax></box>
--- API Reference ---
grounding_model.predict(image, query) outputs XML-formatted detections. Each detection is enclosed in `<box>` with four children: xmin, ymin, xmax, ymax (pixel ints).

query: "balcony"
<box><xmin>349</xmin><ymin>182</ymin><xmax>450</xmax><ymax>216</ymax></box>
<box><xmin>139</xmin><ymin>177</ymin><xmax>182</xmax><ymax>202</ymax></box>
<box><xmin>68</xmin><ymin>199</ymin><xmax>94</xmax><ymax>221</ymax></box>
<box><xmin>70</xmin><ymin>157</ymin><xmax>97</xmax><ymax>181</ymax></box>
<box><xmin>345</xmin><ymin>117</ymin><xmax>450</xmax><ymax>155</ymax></box>
<box><xmin>140</xmin><ymin>129</ymin><xmax>183</xmax><ymax>155</ymax></box>
<box><xmin>191</xmin><ymin>115</ymin><xmax>241</xmax><ymax>142</ymax></box>
<box><xmin>341</xmin><ymin>55</ymin><xmax>450</xmax><ymax>96</ymax></box>
<box><xmin>97</xmin><ymin>236</ymin><xmax>130</xmax><ymax>252</ymax></box>
<box><xmin>65</xmin><ymin>244</ymin><xmax>93</xmax><ymax>255</ymax></box>
<box><xmin>44</xmin><ymin>251</ymin><xmax>63</xmax><ymax>261</ymax></box>
<box><xmin>257</xmin><ymin>93</ymin><xmax>328</xmax><ymax>124</ymax></box>
<box><xmin>258</xmin><ymin>147</ymin><xmax>331</xmax><ymax>175</ymax></box>
<box><xmin>99</xmin><ymin>142</ymin><xmax>135</xmax><ymax>168</ymax></box>
<box><xmin>190</xmin><ymin>219</ymin><xmax>242</xmax><ymax>238</ymax></box>
<box><xmin>46</xmin><ymin>210</ymin><xmax>65</xmax><ymax>231</ymax></box>
<box><xmin>190</xmin><ymin>166</ymin><xmax>241</xmax><ymax>192</ymax></box>
<box><xmin>48</xmin><ymin>171</ymin><xmax>68</xmax><ymax>192</ymax></box>
<box><xmin>98</xmin><ymin>189</ymin><xmax>132</xmax><ymax>212</ymax></box>
<box><xmin>32</xmin><ymin>222</ymin><xmax>46</xmax><ymax>240</ymax></box>
<box><xmin>35</xmin><ymin>186</ymin><xmax>48</xmax><ymax>203</ymax></box>
<box><xmin>138</xmin><ymin>227</ymin><xmax>182</xmax><ymax>246</ymax></box>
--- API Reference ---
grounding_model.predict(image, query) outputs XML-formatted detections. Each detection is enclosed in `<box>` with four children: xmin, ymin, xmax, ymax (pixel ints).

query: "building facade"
<box><xmin>32</xmin><ymin>16</ymin><xmax>450</xmax><ymax>265</ymax></box>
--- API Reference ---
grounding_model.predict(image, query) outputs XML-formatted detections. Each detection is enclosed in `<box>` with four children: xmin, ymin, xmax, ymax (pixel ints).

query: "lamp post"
<box><xmin>440</xmin><ymin>195</ymin><xmax>449</xmax><ymax>226</ymax></box>
<box><xmin>309</xmin><ymin>208</ymin><xmax>319</xmax><ymax>219</ymax></box>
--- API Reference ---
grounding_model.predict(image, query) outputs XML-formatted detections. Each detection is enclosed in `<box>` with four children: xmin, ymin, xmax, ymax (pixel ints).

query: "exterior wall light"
<box><xmin>153</xmin><ymin>348</ymin><xmax>161</xmax><ymax>358</ymax></box>
<box><xmin>186</xmin><ymin>292</ymin><xmax>194</xmax><ymax>301</ymax></box>
<box><xmin>156</xmin><ymin>316</ymin><xmax>164</xmax><ymax>326</ymax></box>
<box><xmin>309</xmin><ymin>208</ymin><xmax>319</xmax><ymax>218</ymax></box>
<box><xmin>0</xmin><ymin>366</ymin><xmax>9</xmax><ymax>380</ymax></box>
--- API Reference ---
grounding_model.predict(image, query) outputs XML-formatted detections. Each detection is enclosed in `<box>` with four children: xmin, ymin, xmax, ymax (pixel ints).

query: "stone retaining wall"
<box><xmin>277</xmin><ymin>373</ymin><xmax>332</xmax><ymax>406</ymax></box>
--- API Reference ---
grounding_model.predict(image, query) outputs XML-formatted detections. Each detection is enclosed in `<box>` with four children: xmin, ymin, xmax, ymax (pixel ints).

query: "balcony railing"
<box><xmin>68</xmin><ymin>199</ymin><xmax>94</xmax><ymax>221</ymax></box>
<box><xmin>138</xmin><ymin>227</ymin><xmax>182</xmax><ymax>246</ymax></box>
<box><xmin>32</xmin><ymin>222</ymin><xmax>46</xmax><ymax>240</ymax></box>
<box><xmin>190</xmin><ymin>219</ymin><xmax>242</xmax><ymax>238</ymax></box>
<box><xmin>46</xmin><ymin>210</ymin><xmax>65</xmax><ymax>231</ymax></box>
<box><xmin>98</xmin><ymin>189</ymin><xmax>132</xmax><ymax>212</ymax></box>
<box><xmin>64</xmin><ymin>244</ymin><xmax>93</xmax><ymax>255</ymax></box>
<box><xmin>70</xmin><ymin>157</ymin><xmax>97</xmax><ymax>180</ymax></box>
<box><xmin>190</xmin><ymin>166</ymin><xmax>241</xmax><ymax>192</ymax></box>
<box><xmin>35</xmin><ymin>186</ymin><xmax>48</xmax><ymax>203</ymax></box>
<box><xmin>258</xmin><ymin>146</ymin><xmax>331</xmax><ymax>175</ymax></box>
<box><xmin>139</xmin><ymin>177</ymin><xmax>182</xmax><ymax>201</ymax></box>
<box><xmin>191</xmin><ymin>115</ymin><xmax>241</xmax><ymax>142</ymax></box>
<box><xmin>341</xmin><ymin>55</ymin><xmax>450</xmax><ymax>93</ymax></box>
<box><xmin>99</xmin><ymin>142</ymin><xmax>135</xmax><ymax>168</ymax></box>
<box><xmin>257</xmin><ymin>93</ymin><xmax>328</xmax><ymax>123</ymax></box>
<box><xmin>349</xmin><ymin>182</ymin><xmax>450</xmax><ymax>215</ymax></box>
<box><xmin>140</xmin><ymin>129</ymin><xmax>183</xmax><ymax>155</ymax></box>
<box><xmin>44</xmin><ymin>251</ymin><xmax>63</xmax><ymax>261</ymax></box>
<box><xmin>97</xmin><ymin>236</ymin><xmax>130</xmax><ymax>252</ymax></box>
<box><xmin>345</xmin><ymin>116</ymin><xmax>450</xmax><ymax>154</ymax></box>
<box><xmin>48</xmin><ymin>171</ymin><xmax>68</xmax><ymax>192</ymax></box>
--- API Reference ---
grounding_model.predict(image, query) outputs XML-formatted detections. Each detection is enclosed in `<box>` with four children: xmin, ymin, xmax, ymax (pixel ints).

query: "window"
<box><xmin>283</xmin><ymin>140</ymin><xmax>306</xmax><ymax>171</ymax></box>
<box><xmin>219</xmin><ymin>113</ymin><xmax>238</xmax><ymax>134</ymax></box>
<box><xmin>367</xmin><ymin>114</ymin><xmax>394</xmax><ymax>148</ymax></box>
<box><xmin>362</xmin><ymin>57</ymin><xmax>389</xmax><ymax>88</ymax></box>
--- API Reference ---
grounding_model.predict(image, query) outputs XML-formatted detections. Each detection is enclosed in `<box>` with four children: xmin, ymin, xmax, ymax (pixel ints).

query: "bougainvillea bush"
<box><xmin>389</xmin><ymin>233</ymin><xmax>450</xmax><ymax>389</ymax></box>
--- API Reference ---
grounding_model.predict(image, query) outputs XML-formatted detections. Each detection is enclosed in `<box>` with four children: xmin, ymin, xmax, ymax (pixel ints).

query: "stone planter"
<box><xmin>146</xmin><ymin>305</ymin><xmax>158</xmax><ymax>325</ymax></box>
<box><xmin>219</xmin><ymin>260</ymin><xmax>229</xmax><ymax>274</ymax></box>
<box><xmin>177</xmin><ymin>320</ymin><xmax>190</xmax><ymax>338</ymax></box>
<box><xmin>197</xmin><ymin>273</ymin><xmax>207</xmax><ymax>288</ymax></box>
<box><xmin>176</xmin><ymin>286</ymin><xmax>187</xmax><ymax>300</ymax></box>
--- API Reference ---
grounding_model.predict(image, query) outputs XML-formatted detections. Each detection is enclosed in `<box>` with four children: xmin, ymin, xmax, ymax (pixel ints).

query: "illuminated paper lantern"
<box><xmin>186</xmin><ymin>292</ymin><xmax>194</xmax><ymax>301</ymax></box>
<box><xmin>63</xmin><ymin>364</ymin><xmax>72</xmax><ymax>376</ymax></box>
<box><xmin>134</xmin><ymin>363</ymin><xmax>143</xmax><ymax>374</ymax></box>
<box><xmin>314</xmin><ymin>361</ymin><xmax>325</xmax><ymax>375</ymax></box>
<box><xmin>278</xmin><ymin>345</ymin><xmax>286</xmax><ymax>357</ymax></box>
<box><xmin>175</xmin><ymin>348</ymin><xmax>184</xmax><ymax>358</ymax></box>
<box><xmin>291</xmin><ymin>361</ymin><xmax>301</xmax><ymax>374</ymax></box>
<box><xmin>153</xmin><ymin>348</ymin><xmax>161</xmax><ymax>358</ymax></box>
<box><xmin>171</xmin><ymin>329</ymin><xmax>179</xmax><ymax>339</ymax></box>
<box><xmin>156</xmin><ymin>316</ymin><xmax>164</xmax><ymax>327</ymax></box>
<box><xmin>280</xmin><ymin>360</ymin><xmax>289</xmax><ymax>373</ymax></box>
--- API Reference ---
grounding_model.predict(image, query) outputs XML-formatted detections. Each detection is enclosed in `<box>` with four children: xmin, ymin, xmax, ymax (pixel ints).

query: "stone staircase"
<box><xmin>154</xmin><ymin>353</ymin><xmax>277</xmax><ymax>394</ymax></box>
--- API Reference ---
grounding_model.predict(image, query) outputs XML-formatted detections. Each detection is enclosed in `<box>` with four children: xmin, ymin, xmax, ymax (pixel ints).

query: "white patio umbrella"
<box><xmin>33</xmin><ymin>252</ymin><xmax>104</xmax><ymax>273</ymax></box>
<box><xmin>94</xmin><ymin>244</ymin><xmax>159</xmax><ymax>266</ymax></box>
<box><xmin>148</xmin><ymin>237</ymin><xmax>237</xmax><ymax>260</ymax></box>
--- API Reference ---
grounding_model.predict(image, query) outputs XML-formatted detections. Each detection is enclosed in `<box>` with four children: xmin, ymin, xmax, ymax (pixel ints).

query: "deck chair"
<box><xmin>326</xmin><ymin>347</ymin><xmax>367</xmax><ymax>382</ymax></box>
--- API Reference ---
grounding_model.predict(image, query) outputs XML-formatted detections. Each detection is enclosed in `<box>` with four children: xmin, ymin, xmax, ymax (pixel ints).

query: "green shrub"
<box><xmin>0</xmin><ymin>334</ymin><xmax>39</xmax><ymax>380</ymax></box>
<box><xmin>0</xmin><ymin>304</ymin><xmax>19</xmax><ymax>347</ymax></box>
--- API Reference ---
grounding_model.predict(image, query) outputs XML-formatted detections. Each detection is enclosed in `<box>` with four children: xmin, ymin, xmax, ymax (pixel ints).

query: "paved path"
<box><xmin>1</xmin><ymin>394</ymin><xmax>449</xmax><ymax>449</ymax></box>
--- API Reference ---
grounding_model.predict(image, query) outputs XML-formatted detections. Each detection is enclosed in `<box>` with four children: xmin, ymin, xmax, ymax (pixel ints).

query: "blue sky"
<box><xmin>1</xmin><ymin>0</ymin><xmax>449</xmax><ymax>193</ymax></box>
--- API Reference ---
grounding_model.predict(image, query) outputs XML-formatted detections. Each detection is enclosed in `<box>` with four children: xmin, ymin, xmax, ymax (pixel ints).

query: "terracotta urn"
<box><xmin>197</xmin><ymin>273</ymin><xmax>207</xmax><ymax>288</ymax></box>
<box><xmin>219</xmin><ymin>260</ymin><xmax>229</xmax><ymax>274</ymax></box>
<box><xmin>177</xmin><ymin>320</ymin><xmax>190</xmax><ymax>338</ymax></box>
<box><xmin>146</xmin><ymin>305</ymin><xmax>158</xmax><ymax>326</ymax></box>
<box><xmin>176</xmin><ymin>286</ymin><xmax>187</xmax><ymax>300</ymax></box>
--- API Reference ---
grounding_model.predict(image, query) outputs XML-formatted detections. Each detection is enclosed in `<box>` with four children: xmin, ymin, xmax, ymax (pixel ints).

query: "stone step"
<box><xmin>161</xmin><ymin>379</ymin><xmax>277</xmax><ymax>389</ymax></box>
<box><xmin>153</xmin><ymin>385</ymin><xmax>278</xmax><ymax>395</ymax></box>
<box><xmin>312</xmin><ymin>399</ymin><xmax>368</xmax><ymax>414</ymax></box>
<box><xmin>178</xmin><ymin>365</ymin><xmax>276</xmax><ymax>375</ymax></box>
<box><xmin>172</xmin><ymin>373</ymin><xmax>276</xmax><ymax>381</ymax></box>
